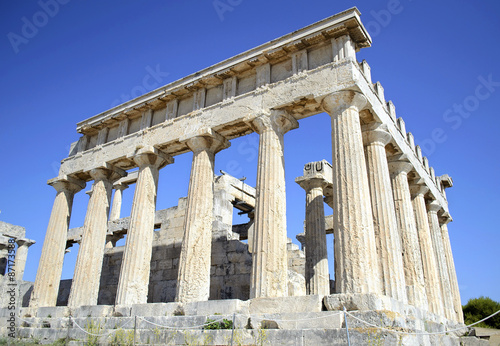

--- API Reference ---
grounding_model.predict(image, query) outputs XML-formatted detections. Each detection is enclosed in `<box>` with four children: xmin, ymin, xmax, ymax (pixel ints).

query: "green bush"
<box><xmin>463</xmin><ymin>296</ymin><xmax>500</xmax><ymax>329</ymax></box>
<box><xmin>203</xmin><ymin>318</ymin><xmax>233</xmax><ymax>330</ymax></box>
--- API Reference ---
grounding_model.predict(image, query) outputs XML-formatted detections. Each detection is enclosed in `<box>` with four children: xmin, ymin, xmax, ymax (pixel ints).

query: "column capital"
<box><xmin>409</xmin><ymin>184</ymin><xmax>429</xmax><ymax>198</ymax></box>
<box><xmin>112</xmin><ymin>182</ymin><xmax>129</xmax><ymax>191</ymax></box>
<box><xmin>295</xmin><ymin>175</ymin><xmax>328</xmax><ymax>192</ymax></box>
<box><xmin>439</xmin><ymin>211</ymin><xmax>453</xmax><ymax>225</ymax></box>
<box><xmin>184</xmin><ymin>130</ymin><xmax>230</xmax><ymax>154</ymax></box>
<box><xmin>388</xmin><ymin>155</ymin><xmax>414</xmax><ymax>175</ymax></box>
<box><xmin>427</xmin><ymin>200</ymin><xmax>442</xmax><ymax>213</ymax></box>
<box><xmin>362</xmin><ymin>123</ymin><xmax>392</xmax><ymax>146</ymax></box>
<box><xmin>48</xmin><ymin>175</ymin><xmax>86</xmax><ymax>193</ymax></box>
<box><xmin>16</xmin><ymin>238</ymin><xmax>35</xmax><ymax>248</ymax></box>
<box><xmin>322</xmin><ymin>90</ymin><xmax>367</xmax><ymax>115</ymax></box>
<box><xmin>131</xmin><ymin>146</ymin><xmax>174</xmax><ymax>169</ymax></box>
<box><xmin>89</xmin><ymin>165</ymin><xmax>126</xmax><ymax>183</ymax></box>
<box><xmin>246</xmin><ymin>110</ymin><xmax>299</xmax><ymax>135</ymax></box>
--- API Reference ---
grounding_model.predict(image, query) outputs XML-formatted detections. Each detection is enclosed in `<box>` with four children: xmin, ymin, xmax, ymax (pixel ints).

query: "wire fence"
<box><xmin>14</xmin><ymin>307</ymin><xmax>500</xmax><ymax>345</ymax></box>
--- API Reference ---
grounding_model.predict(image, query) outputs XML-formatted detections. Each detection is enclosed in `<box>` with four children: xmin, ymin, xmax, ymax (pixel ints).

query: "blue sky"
<box><xmin>0</xmin><ymin>0</ymin><xmax>499</xmax><ymax>305</ymax></box>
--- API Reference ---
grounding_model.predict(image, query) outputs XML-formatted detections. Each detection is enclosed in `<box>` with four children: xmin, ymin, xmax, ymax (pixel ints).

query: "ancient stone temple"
<box><xmin>7</xmin><ymin>7</ymin><xmax>483</xmax><ymax>345</ymax></box>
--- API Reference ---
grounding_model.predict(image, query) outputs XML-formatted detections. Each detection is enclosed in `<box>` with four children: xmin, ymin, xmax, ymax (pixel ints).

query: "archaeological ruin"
<box><xmin>2</xmin><ymin>7</ymin><xmax>486</xmax><ymax>345</ymax></box>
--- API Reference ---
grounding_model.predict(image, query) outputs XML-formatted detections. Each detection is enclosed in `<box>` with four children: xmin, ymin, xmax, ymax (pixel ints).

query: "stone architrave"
<box><xmin>388</xmin><ymin>158</ymin><xmax>428</xmax><ymax>310</ymax></box>
<box><xmin>410</xmin><ymin>184</ymin><xmax>443</xmax><ymax>316</ymax></box>
<box><xmin>68</xmin><ymin>167</ymin><xmax>125</xmax><ymax>307</ymax></box>
<box><xmin>322</xmin><ymin>91</ymin><xmax>381</xmax><ymax>295</ymax></box>
<box><xmin>440</xmin><ymin>216</ymin><xmax>464</xmax><ymax>323</ymax></box>
<box><xmin>362</xmin><ymin>123</ymin><xmax>407</xmax><ymax>303</ymax></box>
<box><xmin>175</xmin><ymin>131</ymin><xmax>229</xmax><ymax>303</ymax></box>
<box><xmin>247</xmin><ymin>111</ymin><xmax>298</xmax><ymax>299</ymax></box>
<box><xmin>30</xmin><ymin>176</ymin><xmax>85</xmax><ymax>308</ymax></box>
<box><xmin>427</xmin><ymin>201</ymin><xmax>455</xmax><ymax>321</ymax></box>
<box><xmin>115</xmin><ymin>147</ymin><xmax>173</xmax><ymax>306</ymax></box>
<box><xmin>14</xmin><ymin>238</ymin><xmax>35</xmax><ymax>280</ymax></box>
<box><xmin>296</xmin><ymin>175</ymin><xmax>330</xmax><ymax>296</ymax></box>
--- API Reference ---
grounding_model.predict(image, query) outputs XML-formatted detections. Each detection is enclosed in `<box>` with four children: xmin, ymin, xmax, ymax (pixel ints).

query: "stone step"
<box><xmin>16</xmin><ymin>327</ymin><xmax>484</xmax><ymax>346</ymax></box>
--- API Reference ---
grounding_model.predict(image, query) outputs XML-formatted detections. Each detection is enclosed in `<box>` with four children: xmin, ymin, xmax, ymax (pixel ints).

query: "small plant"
<box><xmin>108</xmin><ymin>328</ymin><xmax>134</xmax><ymax>346</ymax></box>
<box><xmin>85</xmin><ymin>319</ymin><xmax>103</xmax><ymax>346</ymax></box>
<box><xmin>253</xmin><ymin>328</ymin><xmax>268</xmax><ymax>346</ymax></box>
<box><xmin>203</xmin><ymin>318</ymin><xmax>233</xmax><ymax>330</ymax></box>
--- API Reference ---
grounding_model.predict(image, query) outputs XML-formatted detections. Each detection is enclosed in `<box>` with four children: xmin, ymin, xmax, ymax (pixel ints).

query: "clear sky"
<box><xmin>0</xmin><ymin>0</ymin><xmax>498</xmax><ymax>305</ymax></box>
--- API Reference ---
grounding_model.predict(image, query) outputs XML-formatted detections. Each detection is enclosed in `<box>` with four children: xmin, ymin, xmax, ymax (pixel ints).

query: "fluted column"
<box><xmin>0</xmin><ymin>241</ymin><xmax>9</xmax><ymax>276</ymax></box>
<box><xmin>14</xmin><ymin>239</ymin><xmax>35</xmax><ymax>280</ymax></box>
<box><xmin>115</xmin><ymin>147</ymin><xmax>172</xmax><ymax>305</ymax></box>
<box><xmin>109</xmin><ymin>183</ymin><xmax>128</xmax><ymax>221</ymax></box>
<box><xmin>30</xmin><ymin>176</ymin><xmax>85</xmax><ymax>308</ymax></box>
<box><xmin>322</xmin><ymin>91</ymin><xmax>380</xmax><ymax>294</ymax></box>
<box><xmin>362</xmin><ymin>124</ymin><xmax>407</xmax><ymax>303</ymax></box>
<box><xmin>410</xmin><ymin>184</ymin><xmax>443</xmax><ymax>315</ymax></box>
<box><xmin>106</xmin><ymin>183</ymin><xmax>128</xmax><ymax>248</ymax></box>
<box><xmin>440</xmin><ymin>216</ymin><xmax>464</xmax><ymax>323</ymax></box>
<box><xmin>175</xmin><ymin>132</ymin><xmax>229</xmax><ymax>303</ymax></box>
<box><xmin>296</xmin><ymin>177</ymin><xmax>330</xmax><ymax>295</ymax></box>
<box><xmin>68</xmin><ymin>167</ymin><xmax>124</xmax><ymax>307</ymax></box>
<box><xmin>388</xmin><ymin>159</ymin><xmax>428</xmax><ymax>310</ymax></box>
<box><xmin>427</xmin><ymin>201</ymin><xmax>454</xmax><ymax>320</ymax></box>
<box><xmin>248</xmin><ymin>111</ymin><xmax>298</xmax><ymax>298</ymax></box>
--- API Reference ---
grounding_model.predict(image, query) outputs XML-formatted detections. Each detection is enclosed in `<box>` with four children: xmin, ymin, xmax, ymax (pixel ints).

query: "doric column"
<box><xmin>388</xmin><ymin>159</ymin><xmax>428</xmax><ymax>310</ymax></box>
<box><xmin>175</xmin><ymin>131</ymin><xmax>229</xmax><ymax>303</ymax></box>
<box><xmin>440</xmin><ymin>215</ymin><xmax>464</xmax><ymax>323</ymax></box>
<box><xmin>322</xmin><ymin>91</ymin><xmax>380</xmax><ymax>294</ymax></box>
<box><xmin>247</xmin><ymin>111</ymin><xmax>298</xmax><ymax>299</ymax></box>
<box><xmin>106</xmin><ymin>183</ymin><xmax>129</xmax><ymax>248</ymax></box>
<box><xmin>68</xmin><ymin>166</ymin><xmax>125</xmax><ymax>307</ymax></box>
<box><xmin>427</xmin><ymin>201</ymin><xmax>455</xmax><ymax>320</ymax></box>
<box><xmin>362</xmin><ymin>124</ymin><xmax>407</xmax><ymax>303</ymax></box>
<box><xmin>410</xmin><ymin>184</ymin><xmax>443</xmax><ymax>316</ymax></box>
<box><xmin>296</xmin><ymin>176</ymin><xmax>330</xmax><ymax>296</ymax></box>
<box><xmin>109</xmin><ymin>183</ymin><xmax>128</xmax><ymax>221</ymax></box>
<box><xmin>0</xmin><ymin>239</ymin><xmax>9</xmax><ymax>276</ymax></box>
<box><xmin>14</xmin><ymin>238</ymin><xmax>35</xmax><ymax>280</ymax></box>
<box><xmin>115</xmin><ymin>147</ymin><xmax>172</xmax><ymax>305</ymax></box>
<box><xmin>30</xmin><ymin>176</ymin><xmax>85</xmax><ymax>308</ymax></box>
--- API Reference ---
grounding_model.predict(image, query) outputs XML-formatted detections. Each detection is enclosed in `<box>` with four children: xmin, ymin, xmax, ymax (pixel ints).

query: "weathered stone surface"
<box><xmin>249</xmin><ymin>295</ymin><xmax>323</xmax><ymax>314</ymax></box>
<box><xmin>68</xmin><ymin>167</ymin><xmax>124</xmax><ymax>307</ymax></box>
<box><xmin>176</xmin><ymin>130</ymin><xmax>229</xmax><ymax>303</ymax></box>
<box><xmin>248</xmin><ymin>111</ymin><xmax>298</xmax><ymax>299</ymax></box>
<box><xmin>362</xmin><ymin>123</ymin><xmax>407</xmax><ymax>303</ymax></box>
<box><xmin>427</xmin><ymin>201</ymin><xmax>455</xmax><ymax>321</ymax></box>
<box><xmin>30</xmin><ymin>177</ymin><xmax>85</xmax><ymax>308</ymax></box>
<box><xmin>322</xmin><ymin>90</ymin><xmax>380</xmax><ymax>295</ymax></box>
<box><xmin>115</xmin><ymin>147</ymin><xmax>172</xmax><ymax>305</ymax></box>
<box><xmin>440</xmin><ymin>220</ymin><xmax>464</xmax><ymax>323</ymax></box>
<box><xmin>388</xmin><ymin>158</ymin><xmax>428</xmax><ymax>311</ymax></box>
<box><xmin>411</xmin><ymin>184</ymin><xmax>444</xmax><ymax>316</ymax></box>
<box><xmin>296</xmin><ymin>163</ymin><xmax>330</xmax><ymax>296</ymax></box>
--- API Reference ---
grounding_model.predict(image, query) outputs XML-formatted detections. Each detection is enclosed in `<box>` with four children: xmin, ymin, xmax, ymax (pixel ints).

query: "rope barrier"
<box><xmin>138</xmin><ymin>315</ymin><xmax>228</xmax><ymax>330</ymax></box>
<box><xmin>70</xmin><ymin>316</ymin><xmax>134</xmax><ymax>337</ymax></box>
<box><xmin>344</xmin><ymin>309</ymin><xmax>500</xmax><ymax>336</ymax></box>
<box><xmin>14</xmin><ymin>307</ymin><xmax>500</xmax><ymax>338</ymax></box>
<box><xmin>249</xmin><ymin>310</ymin><xmax>343</xmax><ymax>323</ymax></box>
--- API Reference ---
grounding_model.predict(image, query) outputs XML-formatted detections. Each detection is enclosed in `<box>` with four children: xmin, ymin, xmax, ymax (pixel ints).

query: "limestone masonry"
<box><xmin>2</xmin><ymin>7</ymin><xmax>481</xmax><ymax>345</ymax></box>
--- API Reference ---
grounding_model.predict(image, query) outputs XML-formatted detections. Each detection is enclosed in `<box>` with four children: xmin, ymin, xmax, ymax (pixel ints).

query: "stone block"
<box><xmin>182</xmin><ymin>299</ymin><xmax>249</xmax><ymax>316</ymax></box>
<box><xmin>131</xmin><ymin>302</ymin><xmax>178</xmax><ymax>317</ymax></box>
<box><xmin>324</xmin><ymin>293</ymin><xmax>404</xmax><ymax>313</ymax></box>
<box><xmin>37</xmin><ymin>306</ymin><xmax>70</xmax><ymax>318</ymax></box>
<box><xmin>249</xmin><ymin>295</ymin><xmax>323</xmax><ymax>314</ymax></box>
<box><xmin>111</xmin><ymin>305</ymin><xmax>131</xmax><ymax>317</ymax></box>
<box><xmin>71</xmin><ymin>305</ymin><xmax>114</xmax><ymax>318</ymax></box>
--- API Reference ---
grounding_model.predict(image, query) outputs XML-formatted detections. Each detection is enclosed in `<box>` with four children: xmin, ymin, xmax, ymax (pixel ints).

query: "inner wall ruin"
<box><xmin>27</xmin><ymin>7</ymin><xmax>463</xmax><ymax>326</ymax></box>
